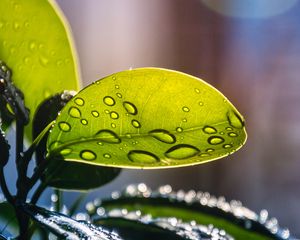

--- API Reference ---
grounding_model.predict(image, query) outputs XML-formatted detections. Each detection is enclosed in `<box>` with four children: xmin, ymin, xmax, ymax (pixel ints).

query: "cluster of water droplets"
<box><xmin>82</xmin><ymin>184</ymin><xmax>294</xmax><ymax>240</ymax></box>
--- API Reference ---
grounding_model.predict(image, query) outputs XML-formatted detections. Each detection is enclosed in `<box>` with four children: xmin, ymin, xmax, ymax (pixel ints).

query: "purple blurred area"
<box><xmin>54</xmin><ymin>0</ymin><xmax>300</xmax><ymax>235</ymax></box>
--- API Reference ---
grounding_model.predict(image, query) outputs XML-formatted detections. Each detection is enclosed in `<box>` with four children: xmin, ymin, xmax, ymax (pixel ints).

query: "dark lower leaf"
<box><xmin>33</xmin><ymin>92</ymin><xmax>121</xmax><ymax>190</ymax></box>
<box><xmin>87</xmin><ymin>184</ymin><xmax>293</xmax><ymax>240</ymax></box>
<box><xmin>21</xmin><ymin>203</ymin><xmax>122</xmax><ymax>240</ymax></box>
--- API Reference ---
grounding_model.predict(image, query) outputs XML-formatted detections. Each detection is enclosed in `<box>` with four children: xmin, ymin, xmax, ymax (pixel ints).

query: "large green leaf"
<box><xmin>0</xmin><ymin>201</ymin><xmax>18</xmax><ymax>238</ymax></box>
<box><xmin>47</xmin><ymin>68</ymin><xmax>247</xmax><ymax>168</ymax></box>
<box><xmin>0</xmin><ymin>0</ymin><xmax>80</xmax><ymax>138</ymax></box>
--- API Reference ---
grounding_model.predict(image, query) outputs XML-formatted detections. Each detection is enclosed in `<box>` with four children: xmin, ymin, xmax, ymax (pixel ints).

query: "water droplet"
<box><xmin>123</xmin><ymin>101</ymin><xmax>137</xmax><ymax>115</ymax></box>
<box><xmin>97</xmin><ymin>142</ymin><xmax>103</xmax><ymax>146</ymax></box>
<box><xmin>95</xmin><ymin>130</ymin><xmax>121</xmax><ymax>143</ymax></box>
<box><xmin>208</xmin><ymin>136</ymin><xmax>224</xmax><ymax>145</ymax></box>
<box><xmin>111</xmin><ymin>123</ymin><xmax>116</xmax><ymax>128</ymax></box>
<box><xmin>203</xmin><ymin>126</ymin><xmax>217</xmax><ymax>134</ymax></box>
<box><xmin>226</xmin><ymin>127</ymin><xmax>233</xmax><ymax>131</ymax></box>
<box><xmin>116</xmin><ymin>93</ymin><xmax>122</xmax><ymax>98</ymax></box>
<box><xmin>23</xmin><ymin>57</ymin><xmax>30</xmax><ymax>64</ymax></box>
<box><xmin>228</xmin><ymin>132</ymin><xmax>238</xmax><ymax>137</ymax></box>
<box><xmin>131</xmin><ymin>119</ymin><xmax>141</xmax><ymax>128</ymax></box>
<box><xmin>29</xmin><ymin>41</ymin><xmax>36</xmax><ymax>51</ymax></box>
<box><xmin>206</xmin><ymin>148</ymin><xmax>215</xmax><ymax>152</ymax></box>
<box><xmin>91</xmin><ymin>110</ymin><xmax>99</xmax><ymax>117</ymax></box>
<box><xmin>81</xmin><ymin>119</ymin><xmax>88</xmax><ymax>125</ymax></box>
<box><xmin>223</xmin><ymin>144</ymin><xmax>233</xmax><ymax>149</ymax></box>
<box><xmin>80</xmin><ymin>150</ymin><xmax>97</xmax><ymax>161</ymax></box>
<box><xmin>110</xmin><ymin>111</ymin><xmax>119</xmax><ymax>119</ymax></box>
<box><xmin>149</xmin><ymin>129</ymin><xmax>176</xmax><ymax>144</ymax></box>
<box><xmin>176</xmin><ymin>127</ymin><xmax>183</xmax><ymax>133</ymax></box>
<box><xmin>223</xmin><ymin>99</ymin><xmax>227</xmax><ymax>103</ymax></box>
<box><xmin>165</xmin><ymin>144</ymin><xmax>200</xmax><ymax>160</ymax></box>
<box><xmin>198</xmin><ymin>101</ymin><xmax>204</xmax><ymax>106</ymax></box>
<box><xmin>39</xmin><ymin>56</ymin><xmax>49</xmax><ymax>66</ymax></box>
<box><xmin>60</xmin><ymin>148</ymin><xmax>72</xmax><ymax>156</ymax></box>
<box><xmin>104</xmin><ymin>109</ymin><xmax>110</xmax><ymax>114</ymax></box>
<box><xmin>220</xmin><ymin>131</ymin><xmax>224</xmax><ymax>135</ymax></box>
<box><xmin>103</xmin><ymin>96</ymin><xmax>115</xmax><ymax>106</ymax></box>
<box><xmin>200</xmin><ymin>153</ymin><xmax>210</xmax><ymax>157</ymax></box>
<box><xmin>74</xmin><ymin>97</ymin><xmax>84</xmax><ymax>106</ymax></box>
<box><xmin>182</xmin><ymin>118</ymin><xmax>187</xmax><ymax>123</ymax></box>
<box><xmin>128</xmin><ymin>150</ymin><xmax>159</xmax><ymax>164</ymax></box>
<box><xmin>112</xmin><ymin>76</ymin><xmax>116</xmax><ymax>80</ymax></box>
<box><xmin>13</xmin><ymin>22</ymin><xmax>20</xmax><ymax>31</ymax></box>
<box><xmin>103</xmin><ymin>153</ymin><xmax>111</xmax><ymax>159</ymax></box>
<box><xmin>50</xmin><ymin>50</ymin><xmax>56</xmax><ymax>56</ymax></box>
<box><xmin>24</xmin><ymin>21</ymin><xmax>29</xmax><ymax>28</ymax></box>
<box><xmin>182</xmin><ymin>106</ymin><xmax>190</xmax><ymax>112</ymax></box>
<box><xmin>125</xmin><ymin>133</ymin><xmax>132</xmax><ymax>138</ymax></box>
<box><xmin>68</xmin><ymin>107</ymin><xmax>81</xmax><ymax>118</ymax></box>
<box><xmin>227</xmin><ymin>110</ymin><xmax>244</xmax><ymax>129</ymax></box>
<box><xmin>58</xmin><ymin>122</ymin><xmax>71</xmax><ymax>132</ymax></box>
<box><xmin>10</xmin><ymin>47</ymin><xmax>16</xmax><ymax>54</ymax></box>
<box><xmin>195</xmin><ymin>88</ymin><xmax>200</xmax><ymax>94</ymax></box>
<box><xmin>115</xmin><ymin>84</ymin><xmax>119</xmax><ymax>89</ymax></box>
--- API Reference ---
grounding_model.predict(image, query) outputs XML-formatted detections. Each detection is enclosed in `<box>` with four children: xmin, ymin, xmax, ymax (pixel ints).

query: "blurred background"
<box><xmin>48</xmin><ymin>0</ymin><xmax>300</xmax><ymax>235</ymax></box>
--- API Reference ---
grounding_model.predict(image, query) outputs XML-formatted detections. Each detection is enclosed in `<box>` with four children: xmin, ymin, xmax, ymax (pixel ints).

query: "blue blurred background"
<box><xmin>4</xmin><ymin>0</ymin><xmax>300</xmax><ymax>236</ymax></box>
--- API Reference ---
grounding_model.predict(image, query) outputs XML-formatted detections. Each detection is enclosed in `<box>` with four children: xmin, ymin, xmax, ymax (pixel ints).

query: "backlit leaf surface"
<box><xmin>0</xmin><ymin>0</ymin><xmax>80</xmax><ymax>137</ymax></box>
<box><xmin>47</xmin><ymin>68</ymin><xmax>247</xmax><ymax>168</ymax></box>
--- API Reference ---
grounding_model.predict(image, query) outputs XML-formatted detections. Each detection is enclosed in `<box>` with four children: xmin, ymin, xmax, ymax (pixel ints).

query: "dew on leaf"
<box><xmin>182</xmin><ymin>106</ymin><xmax>190</xmax><ymax>112</ymax></box>
<box><xmin>115</xmin><ymin>84</ymin><xmax>119</xmax><ymax>89</ymax></box>
<box><xmin>228</xmin><ymin>132</ymin><xmax>238</xmax><ymax>137</ymax></box>
<box><xmin>227</xmin><ymin>110</ymin><xmax>244</xmax><ymax>129</ymax></box>
<box><xmin>223</xmin><ymin>144</ymin><xmax>233</xmax><ymax>149</ymax></box>
<box><xmin>208</xmin><ymin>136</ymin><xmax>224</xmax><ymax>145</ymax></box>
<box><xmin>116</xmin><ymin>93</ymin><xmax>122</xmax><ymax>98</ymax></box>
<box><xmin>125</xmin><ymin>133</ymin><xmax>132</xmax><ymax>138</ymax></box>
<box><xmin>123</xmin><ymin>101</ymin><xmax>138</xmax><ymax>115</ymax></box>
<box><xmin>149</xmin><ymin>129</ymin><xmax>176</xmax><ymax>144</ymax></box>
<box><xmin>111</xmin><ymin>123</ymin><xmax>116</xmax><ymax>128</ymax></box>
<box><xmin>60</xmin><ymin>148</ymin><xmax>72</xmax><ymax>156</ymax></box>
<box><xmin>81</xmin><ymin>119</ymin><xmax>88</xmax><ymax>125</ymax></box>
<box><xmin>176</xmin><ymin>127</ymin><xmax>183</xmax><ymax>133</ymax></box>
<box><xmin>206</xmin><ymin>148</ymin><xmax>215</xmax><ymax>152</ymax></box>
<box><xmin>198</xmin><ymin>101</ymin><xmax>204</xmax><ymax>106</ymax></box>
<box><xmin>110</xmin><ymin>111</ymin><xmax>119</xmax><ymax>119</ymax></box>
<box><xmin>95</xmin><ymin>130</ymin><xmax>121</xmax><ymax>143</ymax></box>
<box><xmin>195</xmin><ymin>88</ymin><xmax>200</xmax><ymax>94</ymax></box>
<box><xmin>68</xmin><ymin>107</ymin><xmax>81</xmax><ymax>118</ymax></box>
<box><xmin>74</xmin><ymin>97</ymin><xmax>84</xmax><ymax>106</ymax></box>
<box><xmin>103</xmin><ymin>153</ymin><xmax>111</xmax><ymax>159</ymax></box>
<box><xmin>39</xmin><ymin>56</ymin><xmax>49</xmax><ymax>66</ymax></box>
<box><xmin>128</xmin><ymin>150</ymin><xmax>159</xmax><ymax>164</ymax></box>
<box><xmin>58</xmin><ymin>122</ymin><xmax>71</xmax><ymax>132</ymax></box>
<box><xmin>29</xmin><ymin>41</ymin><xmax>36</xmax><ymax>51</ymax></box>
<box><xmin>200</xmin><ymin>153</ymin><xmax>210</xmax><ymax>157</ymax></box>
<box><xmin>226</xmin><ymin>127</ymin><xmax>233</xmax><ymax>131</ymax></box>
<box><xmin>203</xmin><ymin>126</ymin><xmax>217</xmax><ymax>134</ymax></box>
<box><xmin>165</xmin><ymin>144</ymin><xmax>200</xmax><ymax>160</ymax></box>
<box><xmin>131</xmin><ymin>119</ymin><xmax>141</xmax><ymax>128</ymax></box>
<box><xmin>91</xmin><ymin>110</ymin><xmax>99</xmax><ymax>117</ymax></box>
<box><xmin>80</xmin><ymin>150</ymin><xmax>97</xmax><ymax>161</ymax></box>
<box><xmin>103</xmin><ymin>96</ymin><xmax>115</xmax><ymax>106</ymax></box>
<box><xmin>97</xmin><ymin>142</ymin><xmax>103</xmax><ymax>146</ymax></box>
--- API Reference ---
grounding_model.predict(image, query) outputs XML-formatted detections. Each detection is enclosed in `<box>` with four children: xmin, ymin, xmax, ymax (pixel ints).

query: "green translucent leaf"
<box><xmin>0</xmin><ymin>0</ymin><xmax>80</xmax><ymax>138</ymax></box>
<box><xmin>33</xmin><ymin>92</ymin><xmax>120</xmax><ymax>190</ymax></box>
<box><xmin>47</xmin><ymin>68</ymin><xmax>247</xmax><ymax>168</ymax></box>
<box><xmin>20</xmin><ymin>203</ymin><xmax>122</xmax><ymax>240</ymax></box>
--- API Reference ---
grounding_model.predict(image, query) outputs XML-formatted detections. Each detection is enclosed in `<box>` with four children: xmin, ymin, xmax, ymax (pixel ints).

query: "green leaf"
<box><xmin>33</xmin><ymin>92</ymin><xmax>120</xmax><ymax>190</ymax></box>
<box><xmin>0</xmin><ymin>201</ymin><xmax>18</xmax><ymax>238</ymax></box>
<box><xmin>20</xmin><ymin>203</ymin><xmax>122</xmax><ymax>240</ymax></box>
<box><xmin>47</xmin><ymin>68</ymin><xmax>247</xmax><ymax>168</ymax></box>
<box><xmin>0</xmin><ymin>0</ymin><xmax>80</xmax><ymax>138</ymax></box>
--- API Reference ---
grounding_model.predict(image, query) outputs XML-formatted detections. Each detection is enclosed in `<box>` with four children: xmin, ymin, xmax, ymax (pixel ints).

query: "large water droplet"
<box><xmin>149</xmin><ymin>129</ymin><xmax>176</xmax><ymax>144</ymax></box>
<box><xmin>123</xmin><ymin>101</ymin><xmax>137</xmax><ymax>115</ymax></box>
<box><xmin>58</xmin><ymin>122</ymin><xmax>71</xmax><ymax>132</ymax></box>
<box><xmin>128</xmin><ymin>150</ymin><xmax>159</xmax><ymax>164</ymax></box>
<box><xmin>68</xmin><ymin>107</ymin><xmax>81</xmax><ymax>118</ymax></box>
<box><xmin>60</xmin><ymin>148</ymin><xmax>72</xmax><ymax>156</ymax></box>
<box><xmin>103</xmin><ymin>96</ymin><xmax>115</xmax><ymax>106</ymax></box>
<box><xmin>95</xmin><ymin>130</ymin><xmax>121</xmax><ymax>143</ymax></box>
<box><xmin>74</xmin><ymin>97</ymin><xmax>84</xmax><ymax>106</ymax></box>
<box><xmin>80</xmin><ymin>150</ymin><xmax>97</xmax><ymax>161</ymax></box>
<box><xmin>131</xmin><ymin>119</ymin><xmax>141</xmax><ymax>128</ymax></box>
<box><xmin>208</xmin><ymin>136</ymin><xmax>224</xmax><ymax>145</ymax></box>
<box><xmin>203</xmin><ymin>126</ymin><xmax>217</xmax><ymax>134</ymax></box>
<box><xmin>182</xmin><ymin>106</ymin><xmax>190</xmax><ymax>112</ymax></box>
<box><xmin>165</xmin><ymin>144</ymin><xmax>200</xmax><ymax>160</ymax></box>
<box><xmin>81</xmin><ymin>119</ymin><xmax>88</xmax><ymax>125</ymax></box>
<box><xmin>110</xmin><ymin>111</ymin><xmax>119</xmax><ymax>119</ymax></box>
<box><xmin>227</xmin><ymin>110</ymin><xmax>244</xmax><ymax>129</ymax></box>
<box><xmin>91</xmin><ymin>110</ymin><xmax>99</xmax><ymax>118</ymax></box>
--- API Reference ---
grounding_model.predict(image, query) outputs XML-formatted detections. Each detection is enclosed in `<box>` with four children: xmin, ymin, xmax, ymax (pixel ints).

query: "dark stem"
<box><xmin>54</xmin><ymin>189</ymin><xmax>62</xmax><ymax>213</ymax></box>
